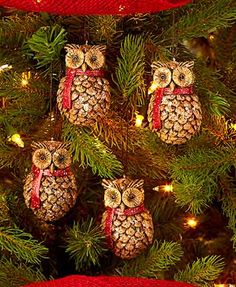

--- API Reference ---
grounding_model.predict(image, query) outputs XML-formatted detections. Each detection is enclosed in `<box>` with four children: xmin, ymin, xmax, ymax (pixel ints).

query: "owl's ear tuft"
<box><xmin>31</xmin><ymin>141</ymin><xmax>47</xmax><ymax>151</ymax></box>
<box><xmin>182</xmin><ymin>61</ymin><xmax>194</xmax><ymax>69</ymax></box>
<box><xmin>102</xmin><ymin>179</ymin><xmax>114</xmax><ymax>190</ymax></box>
<box><xmin>127</xmin><ymin>179</ymin><xmax>144</xmax><ymax>190</ymax></box>
<box><xmin>65</xmin><ymin>44</ymin><xmax>80</xmax><ymax>53</ymax></box>
<box><xmin>57</xmin><ymin>142</ymin><xmax>71</xmax><ymax>151</ymax></box>
<box><xmin>97</xmin><ymin>45</ymin><xmax>106</xmax><ymax>52</ymax></box>
<box><xmin>151</xmin><ymin>61</ymin><xmax>166</xmax><ymax>70</ymax></box>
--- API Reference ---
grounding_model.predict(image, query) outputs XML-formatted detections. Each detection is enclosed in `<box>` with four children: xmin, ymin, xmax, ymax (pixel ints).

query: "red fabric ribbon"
<box><xmin>31</xmin><ymin>165</ymin><xmax>71</xmax><ymax>209</ymax></box>
<box><xmin>152</xmin><ymin>86</ymin><xmax>193</xmax><ymax>131</ymax></box>
<box><xmin>62</xmin><ymin>68</ymin><xmax>105</xmax><ymax>109</ymax></box>
<box><xmin>104</xmin><ymin>204</ymin><xmax>145</xmax><ymax>248</ymax></box>
<box><xmin>23</xmin><ymin>274</ymin><xmax>197</xmax><ymax>287</ymax></box>
<box><xmin>1</xmin><ymin>0</ymin><xmax>192</xmax><ymax>16</ymax></box>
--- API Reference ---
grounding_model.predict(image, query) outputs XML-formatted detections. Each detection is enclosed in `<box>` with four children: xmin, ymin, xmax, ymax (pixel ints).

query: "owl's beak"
<box><xmin>50</xmin><ymin>163</ymin><xmax>54</xmax><ymax>174</ymax></box>
<box><xmin>169</xmin><ymin>81</ymin><xmax>175</xmax><ymax>92</ymax></box>
<box><xmin>119</xmin><ymin>203</ymin><xmax>125</xmax><ymax>212</ymax></box>
<box><xmin>81</xmin><ymin>63</ymin><xmax>87</xmax><ymax>72</ymax></box>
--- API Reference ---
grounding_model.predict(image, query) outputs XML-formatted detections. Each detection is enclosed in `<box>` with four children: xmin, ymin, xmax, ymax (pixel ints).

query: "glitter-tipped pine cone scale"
<box><xmin>23</xmin><ymin>141</ymin><xmax>78</xmax><ymax>222</ymax></box>
<box><xmin>57</xmin><ymin>44</ymin><xmax>110</xmax><ymax>127</ymax></box>
<box><xmin>101</xmin><ymin>177</ymin><xmax>154</xmax><ymax>260</ymax></box>
<box><xmin>148</xmin><ymin>60</ymin><xmax>202</xmax><ymax>145</ymax></box>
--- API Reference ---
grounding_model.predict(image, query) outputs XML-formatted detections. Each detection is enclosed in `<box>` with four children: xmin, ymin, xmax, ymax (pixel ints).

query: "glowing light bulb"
<box><xmin>0</xmin><ymin>64</ymin><xmax>12</xmax><ymax>72</ymax></box>
<box><xmin>163</xmin><ymin>184</ymin><xmax>173</xmax><ymax>193</ymax></box>
<box><xmin>135</xmin><ymin>113</ymin><xmax>144</xmax><ymax>127</ymax></box>
<box><xmin>230</xmin><ymin>122</ymin><xmax>236</xmax><ymax>131</ymax></box>
<box><xmin>8</xmin><ymin>133</ymin><xmax>24</xmax><ymax>148</ymax></box>
<box><xmin>148</xmin><ymin>81</ymin><xmax>159</xmax><ymax>94</ymax></box>
<box><xmin>186</xmin><ymin>216</ymin><xmax>198</xmax><ymax>229</ymax></box>
<box><xmin>21</xmin><ymin>71</ymin><xmax>31</xmax><ymax>87</ymax></box>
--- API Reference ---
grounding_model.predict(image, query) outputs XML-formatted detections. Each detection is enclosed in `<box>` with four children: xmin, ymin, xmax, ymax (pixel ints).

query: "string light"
<box><xmin>163</xmin><ymin>184</ymin><xmax>173</xmax><ymax>193</ymax></box>
<box><xmin>21</xmin><ymin>71</ymin><xmax>31</xmax><ymax>87</ymax></box>
<box><xmin>185</xmin><ymin>216</ymin><xmax>198</xmax><ymax>229</ymax></box>
<box><xmin>0</xmin><ymin>64</ymin><xmax>12</xmax><ymax>72</ymax></box>
<box><xmin>229</xmin><ymin>122</ymin><xmax>236</xmax><ymax>131</ymax></box>
<box><xmin>153</xmin><ymin>183</ymin><xmax>174</xmax><ymax>193</ymax></box>
<box><xmin>8</xmin><ymin>133</ymin><xmax>24</xmax><ymax>148</ymax></box>
<box><xmin>135</xmin><ymin>112</ymin><xmax>144</xmax><ymax>127</ymax></box>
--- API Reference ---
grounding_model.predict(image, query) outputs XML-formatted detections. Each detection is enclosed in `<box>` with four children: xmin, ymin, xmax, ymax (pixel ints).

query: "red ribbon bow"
<box><xmin>152</xmin><ymin>86</ymin><xmax>193</xmax><ymax>130</ymax></box>
<box><xmin>104</xmin><ymin>204</ymin><xmax>145</xmax><ymax>248</ymax></box>
<box><xmin>62</xmin><ymin>68</ymin><xmax>105</xmax><ymax>109</ymax></box>
<box><xmin>31</xmin><ymin>165</ymin><xmax>71</xmax><ymax>209</ymax></box>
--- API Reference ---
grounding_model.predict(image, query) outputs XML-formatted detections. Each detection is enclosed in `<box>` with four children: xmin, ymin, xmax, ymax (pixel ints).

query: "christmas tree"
<box><xmin>0</xmin><ymin>0</ymin><xmax>235</xmax><ymax>286</ymax></box>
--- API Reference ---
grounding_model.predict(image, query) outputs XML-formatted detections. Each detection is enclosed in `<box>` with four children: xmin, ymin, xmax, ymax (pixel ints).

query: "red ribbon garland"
<box><xmin>31</xmin><ymin>165</ymin><xmax>71</xmax><ymax>209</ymax></box>
<box><xmin>62</xmin><ymin>68</ymin><xmax>105</xmax><ymax>109</ymax></box>
<box><xmin>152</xmin><ymin>86</ymin><xmax>193</xmax><ymax>131</ymax></box>
<box><xmin>104</xmin><ymin>204</ymin><xmax>145</xmax><ymax>248</ymax></box>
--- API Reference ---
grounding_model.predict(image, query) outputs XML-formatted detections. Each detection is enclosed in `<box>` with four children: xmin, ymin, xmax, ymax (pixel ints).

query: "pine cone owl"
<box><xmin>101</xmin><ymin>177</ymin><xmax>154</xmax><ymax>260</ymax></box>
<box><xmin>23</xmin><ymin>141</ymin><xmax>78</xmax><ymax>222</ymax></box>
<box><xmin>147</xmin><ymin>60</ymin><xmax>202</xmax><ymax>144</ymax></box>
<box><xmin>57</xmin><ymin>44</ymin><xmax>110</xmax><ymax>127</ymax></box>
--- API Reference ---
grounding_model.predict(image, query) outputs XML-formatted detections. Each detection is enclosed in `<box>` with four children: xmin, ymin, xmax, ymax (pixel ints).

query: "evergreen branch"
<box><xmin>0</xmin><ymin>193</ymin><xmax>12</xmax><ymax>226</ymax></box>
<box><xmin>23</xmin><ymin>24</ymin><xmax>67</xmax><ymax>70</ymax></box>
<box><xmin>65</xmin><ymin>219</ymin><xmax>107</xmax><ymax>271</ymax></box>
<box><xmin>194</xmin><ymin>61</ymin><xmax>236</xmax><ymax>115</ymax></box>
<box><xmin>0</xmin><ymin>227</ymin><xmax>48</xmax><ymax>264</ymax></box>
<box><xmin>205</xmin><ymin>92</ymin><xmax>230</xmax><ymax>117</ymax></box>
<box><xmin>116</xmin><ymin>240</ymin><xmax>183</xmax><ymax>278</ymax></box>
<box><xmin>0</xmin><ymin>14</ymin><xmax>46</xmax><ymax>48</ymax></box>
<box><xmin>220</xmin><ymin>176</ymin><xmax>236</xmax><ymax>234</ymax></box>
<box><xmin>232</xmin><ymin>233</ymin><xmax>236</xmax><ymax>250</ymax></box>
<box><xmin>171</xmin><ymin>146</ymin><xmax>236</xmax><ymax>175</ymax></box>
<box><xmin>149</xmin><ymin>196</ymin><xmax>184</xmax><ymax>241</ymax></box>
<box><xmin>171</xmin><ymin>146</ymin><xmax>236</xmax><ymax>213</ymax></box>
<box><xmin>114</xmin><ymin>34</ymin><xmax>146</xmax><ymax>106</ymax></box>
<box><xmin>62</xmin><ymin>122</ymin><xmax>123</xmax><ymax>178</ymax></box>
<box><xmin>174</xmin><ymin>255</ymin><xmax>225</xmax><ymax>287</ymax></box>
<box><xmin>161</xmin><ymin>0</ymin><xmax>236</xmax><ymax>42</ymax></box>
<box><xmin>86</xmin><ymin>15</ymin><xmax>121</xmax><ymax>44</ymax></box>
<box><xmin>0</xmin><ymin>146</ymin><xmax>30</xmax><ymax>170</ymax></box>
<box><xmin>0</xmin><ymin>258</ymin><xmax>46</xmax><ymax>287</ymax></box>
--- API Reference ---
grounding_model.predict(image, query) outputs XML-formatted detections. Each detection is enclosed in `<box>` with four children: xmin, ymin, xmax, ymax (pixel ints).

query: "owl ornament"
<box><xmin>23</xmin><ymin>141</ymin><xmax>78</xmax><ymax>222</ymax></box>
<box><xmin>57</xmin><ymin>44</ymin><xmax>110</xmax><ymax>127</ymax></box>
<box><xmin>101</xmin><ymin>177</ymin><xmax>154</xmax><ymax>259</ymax></box>
<box><xmin>147</xmin><ymin>60</ymin><xmax>202</xmax><ymax>144</ymax></box>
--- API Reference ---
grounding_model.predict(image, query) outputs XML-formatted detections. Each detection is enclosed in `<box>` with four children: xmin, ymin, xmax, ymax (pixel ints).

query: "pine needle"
<box><xmin>65</xmin><ymin>219</ymin><xmax>106</xmax><ymax>271</ymax></box>
<box><xmin>0</xmin><ymin>257</ymin><xmax>46</xmax><ymax>287</ymax></box>
<box><xmin>174</xmin><ymin>255</ymin><xmax>225</xmax><ymax>287</ymax></box>
<box><xmin>0</xmin><ymin>227</ymin><xmax>48</xmax><ymax>264</ymax></box>
<box><xmin>116</xmin><ymin>240</ymin><xmax>183</xmax><ymax>278</ymax></box>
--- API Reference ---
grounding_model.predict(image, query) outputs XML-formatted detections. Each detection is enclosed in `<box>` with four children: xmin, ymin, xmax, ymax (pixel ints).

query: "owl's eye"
<box><xmin>104</xmin><ymin>188</ymin><xmax>121</xmax><ymax>208</ymax></box>
<box><xmin>153</xmin><ymin>67</ymin><xmax>171</xmax><ymax>88</ymax></box>
<box><xmin>53</xmin><ymin>148</ymin><xmax>72</xmax><ymax>169</ymax></box>
<box><xmin>173</xmin><ymin>67</ymin><xmax>194</xmax><ymax>87</ymax></box>
<box><xmin>122</xmin><ymin>188</ymin><xmax>144</xmax><ymax>208</ymax></box>
<box><xmin>66</xmin><ymin>50</ymin><xmax>84</xmax><ymax>69</ymax></box>
<box><xmin>85</xmin><ymin>49</ymin><xmax>105</xmax><ymax>69</ymax></box>
<box><xmin>32</xmin><ymin>148</ymin><xmax>52</xmax><ymax>170</ymax></box>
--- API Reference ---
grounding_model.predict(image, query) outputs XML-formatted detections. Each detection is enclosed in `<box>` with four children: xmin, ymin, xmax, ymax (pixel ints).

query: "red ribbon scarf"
<box><xmin>62</xmin><ymin>68</ymin><xmax>105</xmax><ymax>109</ymax></box>
<box><xmin>31</xmin><ymin>165</ymin><xmax>71</xmax><ymax>209</ymax></box>
<box><xmin>104</xmin><ymin>204</ymin><xmax>145</xmax><ymax>248</ymax></box>
<box><xmin>152</xmin><ymin>86</ymin><xmax>193</xmax><ymax>130</ymax></box>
